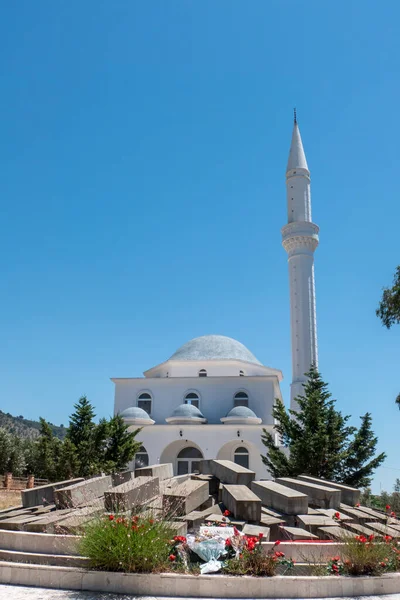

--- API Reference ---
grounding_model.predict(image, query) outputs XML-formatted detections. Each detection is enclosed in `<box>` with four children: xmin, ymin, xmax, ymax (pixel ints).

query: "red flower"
<box><xmin>233</xmin><ymin>527</ymin><xmax>240</xmax><ymax>537</ymax></box>
<box><xmin>131</xmin><ymin>525</ymin><xmax>137</xmax><ymax>531</ymax></box>
<box><xmin>380</xmin><ymin>562</ymin><xmax>386</xmax><ymax>567</ymax></box>
<box><xmin>149</xmin><ymin>519</ymin><xmax>154</xmax><ymax>525</ymax></box>
<box><xmin>173</xmin><ymin>536</ymin><xmax>187</xmax><ymax>543</ymax></box>
<box><xmin>169</xmin><ymin>554</ymin><xmax>176</xmax><ymax>561</ymax></box>
<box><xmin>108</xmin><ymin>515</ymin><xmax>114</xmax><ymax>521</ymax></box>
<box><xmin>332</xmin><ymin>556</ymin><xmax>340</xmax><ymax>562</ymax></box>
<box><xmin>391</xmin><ymin>511</ymin><xmax>396</xmax><ymax>518</ymax></box>
<box><xmin>258</xmin><ymin>533</ymin><xmax>264</xmax><ymax>540</ymax></box>
<box><xmin>223</xmin><ymin>510</ymin><xmax>231</xmax><ymax>517</ymax></box>
<box><xmin>355</xmin><ymin>503</ymin><xmax>360</xmax><ymax>507</ymax></box>
<box><xmin>386</xmin><ymin>505</ymin><xmax>391</xmax><ymax>511</ymax></box>
<box><xmin>384</xmin><ymin>535</ymin><xmax>393</xmax><ymax>543</ymax></box>
<box><xmin>368</xmin><ymin>535</ymin><xmax>374</xmax><ymax>542</ymax></box>
<box><xmin>274</xmin><ymin>540</ymin><xmax>281</xmax><ymax>546</ymax></box>
<box><xmin>225</xmin><ymin>538</ymin><xmax>232</xmax><ymax>547</ymax></box>
<box><xmin>334</xmin><ymin>512</ymin><xmax>340</xmax><ymax>520</ymax></box>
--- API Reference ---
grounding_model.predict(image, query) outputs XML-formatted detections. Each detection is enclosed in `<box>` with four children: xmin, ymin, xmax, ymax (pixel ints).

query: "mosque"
<box><xmin>112</xmin><ymin>116</ymin><xmax>319</xmax><ymax>479</ymax></box>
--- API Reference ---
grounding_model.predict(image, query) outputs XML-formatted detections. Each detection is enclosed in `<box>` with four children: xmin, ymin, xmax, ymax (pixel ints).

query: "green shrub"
<box><xmin>79</xmin><ymin>513</ymin><xmax>175</xmax><ymax>573</ymax></box>
<box><xmin>223</xmin><ymin>537</ymin><xmax>294</xmax><ymax>577</ymax></box>
<box><xmin>337</xmin><ymin>534</ymin><xmax>400</xmax><ymax>576</ymax></box>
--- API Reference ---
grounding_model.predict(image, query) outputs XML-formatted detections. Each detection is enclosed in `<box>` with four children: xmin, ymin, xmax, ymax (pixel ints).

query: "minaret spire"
<box><xmin>282</xmin><ymin>117</ymin><xmax>319</xmax><ymax>411</ymax></box>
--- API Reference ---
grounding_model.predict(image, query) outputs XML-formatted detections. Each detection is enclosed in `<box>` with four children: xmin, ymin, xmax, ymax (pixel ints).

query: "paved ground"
<box><xmin>0</xmin><ymin>588</ymin><xmax>399</xmax><ymax>600</ymax></box>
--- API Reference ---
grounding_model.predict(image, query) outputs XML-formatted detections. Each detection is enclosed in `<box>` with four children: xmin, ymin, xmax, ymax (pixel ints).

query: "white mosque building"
<box><xmin>113</xmin><ymin>115</ymin><xmax>319</xmax><ymax>479</ymax></box>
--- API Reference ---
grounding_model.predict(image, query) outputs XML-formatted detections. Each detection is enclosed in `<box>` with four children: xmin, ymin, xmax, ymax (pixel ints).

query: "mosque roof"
<box><xmin>170</xmin><ymin>403</ymin><xmax>205</xmax><ymax>419</ymax></box>
<box><xmin>225</xmin><ymin>406</ymin><xmax>259</xmax><ymax>419</ymax></box>
<box><xmin>119</xmin><ymin>407</ymin><xmax>154</xmax><ymax>424</ymax></box>
<box><xmin>168</xmin><ymin>335</ymin><xmax>262</xmax><ymax>366</ymax></box>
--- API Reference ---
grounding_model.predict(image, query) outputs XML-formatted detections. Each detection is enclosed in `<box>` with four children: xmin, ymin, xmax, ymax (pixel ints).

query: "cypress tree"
<box><xmin>102</xmin><ymin>415</ymin><xmax>141</xmax><ymax>472</ymax></box>
<box><xmin>67</xmin><ymin>396</ymin><xmax>98</xmax><ymax>477</ymax></box>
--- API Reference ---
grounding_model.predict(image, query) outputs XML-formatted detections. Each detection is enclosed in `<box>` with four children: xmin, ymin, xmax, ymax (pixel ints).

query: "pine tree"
<box><xmin>67</xmin><ymin>396</ymin><xmax>98</xmax><ymax>477</ymax></box>
<box><xmin>0</xmin><ymin>428</ymin><xmax>12</xmax><ymax>474</ymax></box>
<box><xmin>7</xmin><ymin>435</ymin><xmax>26</xmax><ymax>477</ymax></box>
<box><xmin>261</xmin><ymin>367</ymin><xmax>386</xmax><ymax>487</ymax></box>
<box><xmin>34</xmin><ymin>418</ymin><xmax>58</xmax><ymax>481</ymax></box>
<box><xmin>56</xmin><ymin>438</ymin><xmax>79</xmax><ymax>480</ymax></box>
<box><xmin>340</xmin><ymin>413</ymin><xmax>386</xmax><ymax>488</ymax></box>
<box><xmin>102</xmin><ymin>415</ymin><xmax>141</xmax><ymax>472</ymax></box>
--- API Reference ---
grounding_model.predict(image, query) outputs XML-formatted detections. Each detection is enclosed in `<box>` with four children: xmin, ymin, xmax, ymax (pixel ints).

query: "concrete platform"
<box><xmin>242</xmin><ymin>524</ymin><xmax>270</xmax><ymax>539</ymax></box>
<box><xmin>251</xmin><ymin>480</ymin><xmax>308</xmax><ymax>515</ymax></box>
<box><xmin>21</xmin><ymin>479</ymin><xmax>84</xmax><ymax>508</ymax></box>
<box><xmin>54</xmin><ymin>476</ymin><xmax>113</xmax><ymax>509</ymax></box>
<box><xmin>276</xmin><ymin>478</ymin><xmax>341</xmax><ymax>509</ymax></box>
<box><xmin>365</xmin><ymin>521</ymin><xmax>400</xmax><ymax>538</ymax></box>
<box><xmin>280</xmin><ymin>526</ymin><xmax>318</xmax><ymax>540</ymax></box>
<box><xmin>135</xmin><ymin>463</ymin><xmax>173</xmax><ymax>481</ymax></box>
<box><xmin>318</xmin><ymin>526</ymin><xmax>348</xmax><ymax>540</ymax></box>
<box><xmin>296</xmin><ymin>514</ymin><xmax>337</xmax><ymax>534</ymax></box>
<box><xmin>316</xmin><ymin>508</ymin><xmax>353</xmax><ymax>522</ymax></box>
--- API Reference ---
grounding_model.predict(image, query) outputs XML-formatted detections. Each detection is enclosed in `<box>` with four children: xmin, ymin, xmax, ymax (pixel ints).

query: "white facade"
<box><xmin>282</xmin><ymin>116</ymin><xmax>319</xmax><ymax>410</ymax></box>
<box><xmin>113</xmin><ymin>335</ymin><xmax>283</xmax><ymax>479</ymax></box>
<box><xmin>112</xmin><ymin>118</ymin><xmax>319</xmax><ymax>475</ymax></box>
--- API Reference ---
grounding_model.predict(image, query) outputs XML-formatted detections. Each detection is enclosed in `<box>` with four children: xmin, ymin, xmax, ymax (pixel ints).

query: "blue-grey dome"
<box><xmin>169</xmin><ymin>335</ymin><xmax>262</xmax><ymax>365</ymax></box>
<box><xmin>170</xmin><ymin>403</ymin><xmax>205</xmax><ymax>419</ymax></box>
<box><xmin>225</xmin><ymin>406</ymin><xmax>258</xmax><ymax>419</ymax></box>
<box><xmin>119</xmin><ymin>407</ymin><xmax>152</xmax><ymax>420</ymax></box>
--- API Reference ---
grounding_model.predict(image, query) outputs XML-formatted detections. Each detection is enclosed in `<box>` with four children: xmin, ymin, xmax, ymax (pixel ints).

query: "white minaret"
<box><xmin>282</xmin><ymin>111</ymin><xmax>319</xmax><ymax>411</ymax></box>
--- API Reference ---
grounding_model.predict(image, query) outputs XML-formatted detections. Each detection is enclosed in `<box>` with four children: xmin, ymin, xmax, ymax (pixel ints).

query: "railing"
<box><xmin>1</xmin><ymin>473</ymin><xmax>49</xmax><ymax>490</ymax></box>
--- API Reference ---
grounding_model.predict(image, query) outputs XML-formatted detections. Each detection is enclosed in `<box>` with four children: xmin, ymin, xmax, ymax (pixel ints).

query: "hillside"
<box><xmin>0</xmin><ymin>411</ymin><xmax>67</xmax><ymax>440</ymax></box>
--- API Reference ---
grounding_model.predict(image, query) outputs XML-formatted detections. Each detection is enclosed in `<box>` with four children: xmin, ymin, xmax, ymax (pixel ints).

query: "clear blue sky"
<box><xmin>1</xmin><ymin>1</ymin><xmax>399</xmax><ymax>493</ymax></box>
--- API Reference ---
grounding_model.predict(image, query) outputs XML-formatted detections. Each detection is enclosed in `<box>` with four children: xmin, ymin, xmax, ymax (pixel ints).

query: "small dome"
<box><xmin>120</xmin><ymin>407</ymin><xmax>151</xmax><ymax>420</ymax></box>
<box><xmin>169</xmin><ymin>335</ymin><xmax>262</xmax><ymax>365</ymax></box>
<box><xmin>225</xmin><ymin>406</ymin><xmax>258</xmax><ymax>419</ymax></box>
<box><xmin>170</xmin><ymin>403</ymin><xmax>205</xmax><ymax>419</ymax></box>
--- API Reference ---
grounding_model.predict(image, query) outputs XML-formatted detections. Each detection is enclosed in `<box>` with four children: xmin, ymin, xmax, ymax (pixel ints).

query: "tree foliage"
<box><xmin>376</xmin><ymin>265</ymin><xmax>400</xmax><ymax>329</ymax></box>
<box><xmin>261</xmin><ymin>367</ymin><xmax>386</xmax><ymax>488</ymax></box>
<box><xmin>0</xmin><ymin>397</ymin><xmax>141</xmax><ymax>482</ymax></box>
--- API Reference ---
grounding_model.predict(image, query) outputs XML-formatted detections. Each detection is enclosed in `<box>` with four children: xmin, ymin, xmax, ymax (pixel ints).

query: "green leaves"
<box><xmin>261</xmin><ymin>367</ymin><xmax>386</xmax><ymax>487</ymax></box>
<box><xmin>376</xmin><ymin>265</ymin><xmax>400</xmax><ymax>329</ymax></box>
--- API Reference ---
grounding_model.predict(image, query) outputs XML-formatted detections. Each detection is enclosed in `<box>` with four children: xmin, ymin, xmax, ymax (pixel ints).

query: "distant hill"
<box><xmin>0</xmin><ymin>411</ymin><xmax>67</xmax><ymax>440</ymax></box>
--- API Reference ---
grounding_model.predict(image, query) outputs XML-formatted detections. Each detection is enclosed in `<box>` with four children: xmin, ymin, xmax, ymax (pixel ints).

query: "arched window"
<box><xmin>137</xmin><ymin>392</ymin><xmax>152</xmax><ymax>415</ymax></box>
<box><xmin>234</xmin><ymin>446</ymin><xmax>249</xmax><ymax>469</ymax></box>
<box><xmin>239</xmin><ymin>370</ymin><xmax>245</xmax><ymax>377</ymax></box>
<box><xmin>184</xmin><ymin>391</ymin><xmax>200</xmax><ymax>409</ymax></box>
<box><xmin>198</xmin><ymin>369</ymin><xmax>207</xmax><ymax>377</ymax></box>
<box><xmin>134</xmin><ymin>445</ymin><xmax>149</xmax><ymax>469</ymax></box>
<box><xmin>234</xmin><ymin>391</ymin><xmax>249</xmax><ymax>408</ymax></box>
<box><xmin>177</xmin><ymin>447</ymin><xmax>203</xmax><ymax>475</ymax></box>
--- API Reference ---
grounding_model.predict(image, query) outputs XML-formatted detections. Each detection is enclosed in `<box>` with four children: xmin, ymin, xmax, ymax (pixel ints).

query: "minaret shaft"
<box><xmin>282</xmin><ymin>120</ymin><xmax>319</xmax><ymax>411</ymax></box>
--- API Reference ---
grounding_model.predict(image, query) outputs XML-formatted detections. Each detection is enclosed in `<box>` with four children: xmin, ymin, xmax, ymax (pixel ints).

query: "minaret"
<box><xmin>282</xmin><ymin>111</ymin><xmax>319</xmax><ymax>411</ymax></box>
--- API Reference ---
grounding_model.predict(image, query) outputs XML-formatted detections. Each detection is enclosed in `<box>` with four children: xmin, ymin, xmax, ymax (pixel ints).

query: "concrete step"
<box><xmin>0</xmin><ymin>548</ymin><xmax>89</xmax><ymax>568</ymax></box>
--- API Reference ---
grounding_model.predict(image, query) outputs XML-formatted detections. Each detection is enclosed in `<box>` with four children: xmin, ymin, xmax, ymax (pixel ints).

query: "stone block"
<box><xmin>202</xmin><ymin>460</ymin><xmax>255</xmax><ymax>487</ymax></box>
<box><xmin>112</xmin><ymin>471</ymin><xmax>134</xmax><ymax>487</ymax></box>
<box><xmin>165</xmin><ymin>521</ymin><xmax>188</xmax><ymax>536</ymax></box>
<box><xmin>276</xmin><ymin>477</ymin><xmax>341</xmax><ymax>509</ymax></box>
<box><xmin>354</xmin><ymin>505</ymin><xmax>388</xmax><ymax>522</ymax></box>
<box><xmin>104</xmin><ymin>476</ymin><xmax>159</xmax><ymax>512</ymax></box>
<box><xmin>54</xmin><ymin>476</ymin><xmax>113</xmax><ymax>509</ymax></box>
<box><xmin>198</xmin><ymin>459</ymin><xmax>213</xmax><ymax>475</ymax></box>
<box><xmin>222</xmin><ymin>485</ymin><xmax>261</xmax><ymax>522</ymax></box>
<box><xmin>251</xmin><ymin>480</ymin><xmax>308</xmax><ymax>515</ymax></box>
<box><xmin>316</xmin><ymin>508</ymin><xmax>353</xmax><ymax>522</ymax></box>
<box><xmin>0</xmin><ymin>515</ymin><xmax>46</xmax><ymax>531</ymax></box>
<box><xmin>318</xmin><ymin>526</ymin><xmax>348</xmax><ymax>540</ymax></box>
<box><xmin>298</xmin><ymin>475</ymin><xmax>360</xmax><ymax>506</ymax></box>
<box><xmin>21</xmin><ymin>478</ymin><xmax>84</xmax><ymax>508</ymax></box>
<box><xmin>135</xmin><ymin>463</ymin><xmax>173</xmax><ymax>481</ymax></box>
<box><xmin>365</xmin><ymin>522</ymin><xmax>400</xmax><ymax>538</ymax></box>
<box><xmin>242</xmin><ymin>524</ymin><xmax>270</xmax><ymax>540</ymax></box>
<box><xmin>344</xmin><ymin>522</ymin><xmax>380</xmax><ymax>537</ymax></box>
<box><xmin>280</xmin><ymin>526</ymin><xmax>318</xmax><ymax>540</ymax></box>
<box><xmin>339</xmin><ymin>504</ymin><xmax>375</xmax><ymax>523</ymax></box>
<box><xmin>297</xmin><ymin>514</ymin><xmax>338</xmax><ymax>535</ymax></box>
<box><xmin>24</xmin><ymin>509</ymin><xmax>75</xmax><ymax>533</ymax></box>
<box><xmin>191</xmin><ymin>474</ymin><xmax>219</xmax><ymax>496</ymax></box>
<box><xmin>163</xmin><ymin>480</ymin><xmax>209</xmax><ymax>517</ymax></box>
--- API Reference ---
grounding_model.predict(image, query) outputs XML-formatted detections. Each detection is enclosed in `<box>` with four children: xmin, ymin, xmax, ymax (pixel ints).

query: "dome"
<box><xmin>225</xmin><ymin>406</ymin><xmax>258</xmax><ymax>419</ymax></box>
<box><xmin>169</xmin><ymin>335</ymin><xmax>262</xmax><ymax>365</ymax></box>
<box><xmin>220</xmin><ymin>404</ymin><xmax>261</xmax><ymax>425</ymax></box>
<box><xmin>170</xmin><ymin>403</ymin><xmax>205</xmax><ymax>419</ymax></box>
<box><xmin>166</xmin><ymin>403</ymin><xmax>207</xmax><ymax>424</ymax></box>
<box><xmin>119</xmin><ymin>407</ymin><xmax>155</xmax><ymax>425</ymax></box>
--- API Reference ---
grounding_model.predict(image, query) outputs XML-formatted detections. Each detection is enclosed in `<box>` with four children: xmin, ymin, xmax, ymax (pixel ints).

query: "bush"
<box><xmin>79</xmin><ymin>512</ymin><xmax>175</xmax><ymax>573</ymax></box>
<box><xmin>335</xmin><ymin>534</ymin><xmax>400</xmax><ymax>577</ymax></box>
<box><xmin>223</xmin><ymin>537</ymin><xmax>294</xmax><ymax>577</ymax></box>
